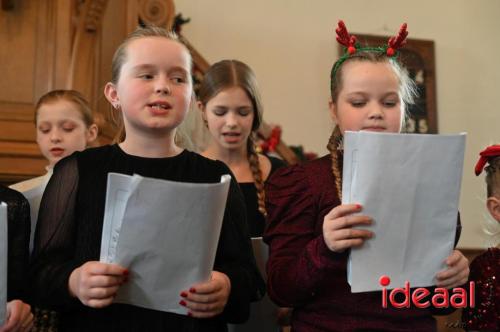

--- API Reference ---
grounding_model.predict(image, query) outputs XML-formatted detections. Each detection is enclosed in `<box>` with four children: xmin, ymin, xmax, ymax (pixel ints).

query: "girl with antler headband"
<box><xmin>263</xmin><ymin>21</ymin><xmax>469</xmax><ymax>331</ymax></box>
<box><xmin>462</xmin><ymin>145</ymin><xmax>500</xmax><ymax>331</ymax></box>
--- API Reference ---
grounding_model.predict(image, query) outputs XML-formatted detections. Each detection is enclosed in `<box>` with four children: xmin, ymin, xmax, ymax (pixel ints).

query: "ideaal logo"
<box><xmin>379</xmin><ymin>275</ymin><xmax>475</xmax><ymax>309</ymax></box>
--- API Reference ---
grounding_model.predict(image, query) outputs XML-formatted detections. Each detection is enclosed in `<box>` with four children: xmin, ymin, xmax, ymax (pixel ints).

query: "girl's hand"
<box><xmin>435</xmin><ymin>250</ymin><xmax>469</xmax><ymax>289</ymax></box>
<box><xmin>179</xmin><ymin>271</ymin><xmax>231</xmax><ymax>318</ymax></box>
<box><xmin>323</xmin><ymin>203</ymin><xmax>373</xmax><ymax>252</ymax></box>
<box><xmin>0</xmin><ymin>300</ymin><xmax>33</xmax><ymax>332</ymax></box>
<box><xmin>69</xmin><ymin>261</ymin><xmax>128</xmax><ymax>308</ymax></box>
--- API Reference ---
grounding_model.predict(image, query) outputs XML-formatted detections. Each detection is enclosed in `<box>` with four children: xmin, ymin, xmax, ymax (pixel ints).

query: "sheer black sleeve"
<box><xmin>29</xmin><ymin>156</ymin><xmax>82</xmax><ymax>309</ymax></box>
<box><xmin>213</xmin><ymin>165</ymin><xmax>266</xmax><ymax>324</ymax></box>
<box><xmin>0</xmin><ymin>186</ymin><xmax>30</xmax><ymax>301</ymax></box>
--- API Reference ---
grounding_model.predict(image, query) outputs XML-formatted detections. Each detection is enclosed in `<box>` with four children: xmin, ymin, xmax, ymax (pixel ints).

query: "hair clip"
<box><xmin>475</xmin><ymin>144</ymin><xmax>500</xmax><ymax>176</ymax></box>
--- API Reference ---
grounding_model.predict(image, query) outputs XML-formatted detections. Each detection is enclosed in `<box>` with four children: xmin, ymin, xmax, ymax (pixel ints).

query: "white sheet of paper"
<box><xmin>100</xmin><ymin>173</ymin><xmax>231</xmax><ymax>314</ymax></box>
<box><xmin>0</xmin><ymin>202</ymin><xmax>7</xmax><ymax>326</ymax></box>
<box><xmin>228</xmin><ymin>237</ymin><xmax>279</xmax><ymax>332</ymax></box>
<box><xmin>343</xmin><ymin>131</ymin><xmax>466</xmax><ymax>293</ymax></box>
<box><xmin>20</xmin><ymin>184</ymin><xmax>45</xmax><ymax>253</ymax></box>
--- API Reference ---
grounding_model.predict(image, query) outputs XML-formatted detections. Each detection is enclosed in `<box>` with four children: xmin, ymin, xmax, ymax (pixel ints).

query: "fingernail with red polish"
<box><xmin>187</xmin><ymin>312</ymin><xmax>192</xmax><ymax>317</ymax></box>
<box><xmin>189</xmin><ymin>287</ymin><xmax>196</xmax><ymax>293</ymax></box>
<box><xmin>123</xmin><ymin>269</ymin><xmax>129</xmax><ymax>276</ymax></box>
<box><xmin>180</xmin><ymin>292</ymin><xmax>188</xmax><ymax>298</ymax></box>
<box><xmin>179</xmin><ymin>300</ymin><xmax>186</xmax><ymax>306</ymax></box>
<box><xmin>355</xmin><ymin>204</ymin><xmax>362</xmax><ymax>209</ymax></box>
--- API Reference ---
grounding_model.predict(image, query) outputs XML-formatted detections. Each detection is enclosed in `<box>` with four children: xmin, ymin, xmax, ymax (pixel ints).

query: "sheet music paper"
<box><xmin>100</xmin><ymin>173</ymin><xmax>231</xmax><ymax>314</ymax></box>
<box><xmin>0</xmin><ymin>202</ymin><xmax>7</xmax><ymax>326</ymax></box>
<box><xmin>342</xmin><ymin>131</ymin><xmax>466</xmax><ymax>293</ymax></box>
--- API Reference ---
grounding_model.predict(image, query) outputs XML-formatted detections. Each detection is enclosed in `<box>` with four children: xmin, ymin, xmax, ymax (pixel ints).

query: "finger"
<box><xmin>187</xmin><ymin>281</ymin><xmax>221</xmax><ymax>295</ymax></box>
<box><xmin>85</xmin><ymin>297</ymin><xmax>115</xmax><ymax>308</ymax></box>
<box><xmin>88</xmin><ymin>262</ymin><xmax>128</xmax><ymax>276</ymax></box>
<box><xmin>326</xmin><ymin>203</ymin><xmax>363</xmax><ymax>220</ymax></box>
<box><xmin>328</xmin><ymin>238</ymin><xmax>368</xmax><ymax>251</ymax></box>
<box><xmin>327</xmin><ymin>215</ymin><xmax>372</xmax><ymax>231</ymax></box>
<box><xmin>328</xmin><ymin>228</ymin><xmax>373</xmax><ymax>241</ymax></box>
<box><xmin>444</xmin><ymin>250</ymin><xmax>461</xmax><ymax>265</ymax></box>
<box><xmin>183</xmin><ymin>299</ymin><xmax>223</xmax><ymax>313</ymax></box>
<box><xmin>183</xmin><ymin>292</ymin><xmax>221</xmax><ymax>304</ymax></box>
<box><xmin>20</xmin><ymin>313</ymin><xmax>34</xmax><ymax>332</ymax></box>
<box><xmin>89</xmin><ymin>274</ymin><xmax>125</xmax><ymax>288</ymax></box>
<box><xmin>88</xmin><ymin>285</ymin><xmax>121</xmax><ymax>299</ymax></box>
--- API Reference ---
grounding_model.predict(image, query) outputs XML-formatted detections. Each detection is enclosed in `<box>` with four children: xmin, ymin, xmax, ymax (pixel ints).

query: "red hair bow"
<box><xmin>475</xmin><ymin>144</ymin><xmax>500</xmax><ymax>176</ymax></box>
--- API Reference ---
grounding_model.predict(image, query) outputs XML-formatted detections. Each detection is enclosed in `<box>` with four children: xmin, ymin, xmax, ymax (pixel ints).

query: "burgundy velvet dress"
<box><xmin>462</xmin><ymin>247</ymin><xmax>499</xmax><ymax>331</ymax></box>
<box><xmin>264</xmin><ymin>154</ymin><xmax>458</xmax><ymax>332</ymax></box>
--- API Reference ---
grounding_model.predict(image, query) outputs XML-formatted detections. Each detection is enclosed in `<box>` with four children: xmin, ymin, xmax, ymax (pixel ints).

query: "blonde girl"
<box><xmin>29</xmin><ymin>27</ymin><xmax>264</xmax><ymax>332</ymax></box>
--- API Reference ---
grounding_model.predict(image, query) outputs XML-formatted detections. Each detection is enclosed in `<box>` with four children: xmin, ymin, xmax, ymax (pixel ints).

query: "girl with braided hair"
<box><xmin>198</xmin><ymin>59</ymin><xmax>285</xmax><ymax>238</ymax></box>
<box><xmin>198</xmin><ymin>59</ymin><xmax>288</xmax><ymax>332</ymax></box>
<box><xmin>461</xmin><ymin>145</ymin><xmax>500</xmax><ymax>331</ymax></box>
<box><xmin>263</xmin><ymin>21</ymin><xmax>469</xmax><ymax>331</ymax></box>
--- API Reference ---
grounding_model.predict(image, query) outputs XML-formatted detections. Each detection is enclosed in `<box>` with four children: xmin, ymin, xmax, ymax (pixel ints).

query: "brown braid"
<box><xmin>326</xmin><ymin>125</ymin><xmax>343</xmax><ymax>201</ymax></box>
<box><xmin>247</xmin><ymin>135</ymin><xmax>267</xmax><ymax>216</ymax></box>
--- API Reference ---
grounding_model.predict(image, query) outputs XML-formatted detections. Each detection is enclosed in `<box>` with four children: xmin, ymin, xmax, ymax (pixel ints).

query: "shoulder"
<box><xmin>74</xmin><ymin>144</ymin><xmax>115</xmax><ymax>162</ymax></box>
<box><xmin>265</xmin><ymin>155</ymin><xmax>287</xmax><ymax>175</ymax></box>
<box><xmin>183</xmin><ymin>150</ymin><xmax>234</xmax><ymax>180</ymax></box>
<box><xmin>266</xmin><ymin>154</ymin><xmax>332</xmax><ymax>195</ymax></box>
<box><xmin>470</xmin><ymin>247</ymin><xmax>500</xmax><ymax>271</ymax></box>
<box><xmin>9</xmin><ymin>175</ymin><xmax>47</xmax><ymax>193</ymax></box>
<box><xmin>0</xmin><ymin>185</ymin><xmax>28</xmax><ymax>206</ymax></box>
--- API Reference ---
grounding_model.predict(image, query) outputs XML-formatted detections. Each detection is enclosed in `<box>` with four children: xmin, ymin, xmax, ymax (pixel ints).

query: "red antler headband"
<box><xmin>331</xmin><ymin>20</ymin><xmax>409</xmax><ymax>80</ymax></box>
<box><xmin>475</xmin><ymin>144</ymin><xmax>500</xmax><ymax>176</ymax></box>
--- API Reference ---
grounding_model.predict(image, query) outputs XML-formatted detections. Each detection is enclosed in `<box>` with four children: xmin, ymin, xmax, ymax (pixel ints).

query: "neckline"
<box><xmin>113</xmin><ymin>144</ymin><xmax>188</xmax><ymax>161</ymax></box>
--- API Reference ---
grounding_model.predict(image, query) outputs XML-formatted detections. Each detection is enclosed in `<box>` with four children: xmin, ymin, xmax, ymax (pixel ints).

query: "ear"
<box><xmin>104</xmin><ymin>82</ymin><xmax>119</xmax><ymax>105</ymax></box>
<box><xmin>86</xmin><ymin>123</ymin><xmax>99</xmax><ymax>145</ymax></box>
<box><xmin>486</xmin><ymin>196</ymin><xmax>500</xmax><ymax>222</ymax></box>
<box><xmin>197</xmin><ymin>101</ymin><xmax>207</xmax><ymax>120</ymax></box>
<box><xmin>328</xmin><ymin>98</ymin><xmax>338</xmax><ymax>123</ymax></box>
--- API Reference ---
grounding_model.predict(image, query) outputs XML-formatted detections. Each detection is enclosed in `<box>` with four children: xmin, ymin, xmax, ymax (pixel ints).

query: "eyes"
<box><xmin>212</xmin><ymin>108</ymin><xmax>252</xmax><ymax>117</ymax></box>
<box><xmin>138</xmin><ymin>72</ymin><xmax>188</xmax><ymax>84</ymax></box>
<box><xmin>38</xmin><ymin>122</ymin><xmax>79</xmax><ymax>134</ymax></box>
<box><xmin>348</xmin><ymin>98</ymin><xmax>399</xmax><ymax>108</ymax></box>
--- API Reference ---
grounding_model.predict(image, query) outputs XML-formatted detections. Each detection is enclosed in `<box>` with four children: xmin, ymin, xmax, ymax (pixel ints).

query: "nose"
<box><xmin>155</xmin><ymin>76</ymin><xmax>171</xmax><ymax>95</ymax></box>
<box><xmin>50</xmin><ymin>128</ymin><xmax>62</xmax><ymax>142</ymax></box>
<box><xmin>367</xmin><ymin>103</ymin><xmax>384</xmax><ymax>120</ymax></box>
<box><xmin>225</xmin><ymin>112</ymin><xmax>238</xmax><ymax>128</ymax></box>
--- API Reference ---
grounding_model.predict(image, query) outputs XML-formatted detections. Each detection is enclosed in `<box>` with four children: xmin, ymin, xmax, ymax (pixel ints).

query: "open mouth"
<box><xmin>50</xmin><ymin>148</ymin><xmax>65</xmax><ymax>156</ymax></box>
<box><xmin>148</xmin><ymin>102</ymin><xmax>172</xmax><ymax>114</ymax></box>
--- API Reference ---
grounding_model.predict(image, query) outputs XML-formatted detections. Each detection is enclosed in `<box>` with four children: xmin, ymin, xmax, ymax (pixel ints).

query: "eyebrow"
<box><xmin>131</xmin><ymin>64</ymin><xmax>189</xmax><ymax>74</ymax></box>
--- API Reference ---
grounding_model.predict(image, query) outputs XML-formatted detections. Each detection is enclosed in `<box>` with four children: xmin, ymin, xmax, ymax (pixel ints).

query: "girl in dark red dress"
<box><xmin>263</xmin><ymin>21</ymin><xmax>470</xmax><ymax>332</ymax></box>
<box><xmin>462</xmin><ymin>145</ymin><xmax>500</xmax><ymax>331</ymax></box>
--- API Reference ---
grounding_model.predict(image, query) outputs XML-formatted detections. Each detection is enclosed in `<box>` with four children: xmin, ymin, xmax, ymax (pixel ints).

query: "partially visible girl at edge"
<box><xmin>462</xmin><ymin>145</ymin><xmax>500</xmax><ymax>331</ymax></box>
<box><xmin>0</xmin><ymin>185</ymin><xmax>33</xmax><ymax>332</ymax></box>
<box><xmin>29</xmin><ymin>26</ymin><xmax>264</xmax><ymax>332</ymax></box>
<box><xmin>263</xmin><ymin>21</ymin><xmax>469</xmax><ymax>332</ymax></box>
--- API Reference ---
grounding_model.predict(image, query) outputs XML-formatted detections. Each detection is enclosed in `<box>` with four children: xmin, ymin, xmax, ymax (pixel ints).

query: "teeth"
<box><xmin>151</xmin><ymin>104</ymin><xmax>167</xmax><ymax>109</ymax></box>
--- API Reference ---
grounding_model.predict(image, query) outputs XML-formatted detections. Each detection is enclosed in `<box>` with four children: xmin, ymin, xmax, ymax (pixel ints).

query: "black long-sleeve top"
<box><xmin>29</xmin><ymin>144</ymin><xmax>265</xmax><ymax>332</ymax></box>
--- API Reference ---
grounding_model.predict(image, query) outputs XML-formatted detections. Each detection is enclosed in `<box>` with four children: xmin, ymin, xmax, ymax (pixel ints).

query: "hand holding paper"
<box><xmin>322</xmin><ymin>203</ymin><xmax>373</xmax><ymax>252</ymax></box>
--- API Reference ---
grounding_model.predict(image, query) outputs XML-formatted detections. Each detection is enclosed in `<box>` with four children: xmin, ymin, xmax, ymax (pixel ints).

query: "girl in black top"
<box><xmin>29</xmin><ymin>26</ymin><xmax>264</xmax><ymax>332</ymax></box>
